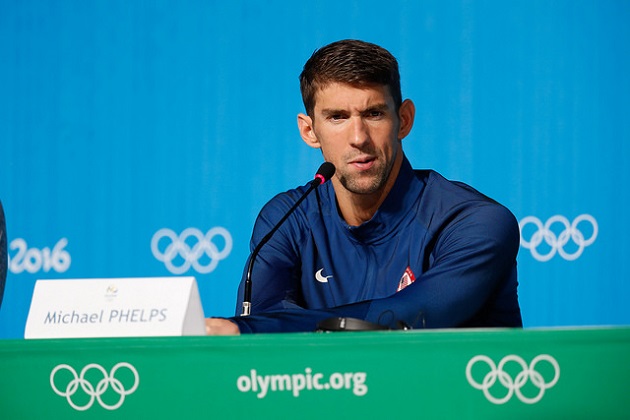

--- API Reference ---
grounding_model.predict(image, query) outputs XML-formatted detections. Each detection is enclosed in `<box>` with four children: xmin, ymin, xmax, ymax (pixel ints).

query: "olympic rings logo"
<box><xmin>466</xmin><ymin>354</ymin><xmax>560</xmax><ymax>404</ymax></box>
<box><xmin>50</xmin><ymin>362</ymin><xmax>139</xmax><ymax>411</ymax></box>
<box><xmin>519</xmin><ymin>214</ymin><xmax>598</xmax><ymax>262</ymax></box>
<box><xmin>151</xmin><ymin>227</ymin><xmax>233</xmax><ymax>274</ymax></box>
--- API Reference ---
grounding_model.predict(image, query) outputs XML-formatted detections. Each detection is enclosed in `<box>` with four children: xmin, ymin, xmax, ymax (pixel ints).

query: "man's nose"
<box><xmin>350</xmin><ymin>117</ymin><xmax>370</xmax><ymax>147</ymax></box>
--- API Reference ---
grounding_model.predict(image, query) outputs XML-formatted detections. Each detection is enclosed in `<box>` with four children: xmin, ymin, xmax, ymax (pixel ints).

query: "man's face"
<box><xmin>302</xmin><ymin>82</ymin><xmax>405</xmax><ymax>196</ymax></box>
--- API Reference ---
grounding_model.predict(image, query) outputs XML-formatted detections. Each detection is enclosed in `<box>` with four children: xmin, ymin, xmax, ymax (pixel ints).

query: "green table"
<box><xmin>1</xmin><ymin>327</ymin><xmax>629</xmax><ymax>418</ymax></box>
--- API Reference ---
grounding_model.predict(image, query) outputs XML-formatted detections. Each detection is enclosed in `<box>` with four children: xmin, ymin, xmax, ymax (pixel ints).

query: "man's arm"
<box><xmin>360</xmin><ymin>202</ymin><xmax>522</xmax><ymax>328</ymax></box>
<box><xmin>233</xmin><ymin>189</ymin><xmax>312</xmax><ymax>316</ymax></box>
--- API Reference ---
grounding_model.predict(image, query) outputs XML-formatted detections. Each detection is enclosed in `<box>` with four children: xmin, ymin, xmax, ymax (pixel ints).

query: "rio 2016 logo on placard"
<box><xmin>151</xmin><ymin>227</ymin><xmax>233</xmax><ymax>275</ymax></box>
<box><xmin>519</xmin><ymin>214</ymin><xmax>598</xmax><ymax>262</ymax></box>
<box><xmin>8</xmin><ymin>238</ymin><xmax>71</xmax><ymax>274</ymax></box>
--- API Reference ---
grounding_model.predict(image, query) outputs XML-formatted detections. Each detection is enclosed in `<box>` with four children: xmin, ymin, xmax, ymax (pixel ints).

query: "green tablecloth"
<box><xmin>1</xmin><ymin>327</ymin><xmax>629</xmax><ymax>418</ymax></box>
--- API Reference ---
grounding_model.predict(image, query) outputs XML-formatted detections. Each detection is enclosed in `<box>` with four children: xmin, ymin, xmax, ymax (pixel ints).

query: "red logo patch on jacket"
<box><xmin>396</xmin><ymin>266</ymin><xmax>416</xmax><ymax>292</ymax></box>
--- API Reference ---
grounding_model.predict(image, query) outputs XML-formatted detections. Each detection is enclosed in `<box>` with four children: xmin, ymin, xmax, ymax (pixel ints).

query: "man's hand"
<box><xmin>205</xmin><ymin>318</ymin><xmax>241</xmax><ymax>335</ymax></box>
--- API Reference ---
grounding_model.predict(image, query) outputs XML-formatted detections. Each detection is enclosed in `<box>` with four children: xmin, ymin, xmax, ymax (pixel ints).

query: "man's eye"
<box><xmin>330</xmin><ymin>114</ymin><xmax>345</xmax><ymax>121</ymax></box>
<box><xmin>368</xmin><ymin>111</ymin><xmax>384</xmax><ymax>118</ymax></box>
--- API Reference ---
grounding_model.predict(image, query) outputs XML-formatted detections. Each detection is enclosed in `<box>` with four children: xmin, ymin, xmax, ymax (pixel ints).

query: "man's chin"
<box><xmin>340</xmin><ymin>177</ymin><xmax>384</xmax><ymax>195</ymax></box>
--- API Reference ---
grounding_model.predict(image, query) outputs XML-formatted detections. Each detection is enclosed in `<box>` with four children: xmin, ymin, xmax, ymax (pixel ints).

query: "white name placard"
<box><xmin>24</xmin><ymin>277</ymin><xmax>206</xmax><ymax>339</ymax></box>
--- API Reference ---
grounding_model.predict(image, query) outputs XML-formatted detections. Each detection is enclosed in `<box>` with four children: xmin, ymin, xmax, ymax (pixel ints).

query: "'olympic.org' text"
<box><xmin>236</xmin><ymin>368</ymin><xmax>368</xmax><ymax>398</ymax></box>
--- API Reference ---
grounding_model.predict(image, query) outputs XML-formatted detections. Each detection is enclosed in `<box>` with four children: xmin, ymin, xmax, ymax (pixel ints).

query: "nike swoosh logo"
<box><xmin>315</xmin><ymin>268</ymin><xmax>332</xmax><ymax>283</ymax></box>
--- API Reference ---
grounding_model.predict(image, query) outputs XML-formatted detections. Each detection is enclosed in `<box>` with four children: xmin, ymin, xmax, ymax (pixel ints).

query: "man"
<box><xmin>206</xmin><ymin>39</ymin><xmax>522</xmax><ymax>334</ymax></box>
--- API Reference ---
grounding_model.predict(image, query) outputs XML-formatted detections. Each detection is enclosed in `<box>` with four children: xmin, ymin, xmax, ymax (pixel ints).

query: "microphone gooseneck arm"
<box><xmin>241</xmin><ymin>162</ymin><xmax>335</xmax><ymax>316</ymax></box>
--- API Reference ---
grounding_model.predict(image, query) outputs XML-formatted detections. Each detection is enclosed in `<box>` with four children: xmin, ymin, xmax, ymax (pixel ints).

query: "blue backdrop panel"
<box><xmin>1</xmin><ymin>0</ymin><xmax>629</xmax><ymax>338</ymax></box>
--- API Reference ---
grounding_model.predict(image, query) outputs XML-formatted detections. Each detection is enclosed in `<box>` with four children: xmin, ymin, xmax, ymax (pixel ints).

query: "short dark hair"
<box><xmin>299</xmin><ymin>39</ymin><xmax>402</xmax><ymax>117</ymax></box>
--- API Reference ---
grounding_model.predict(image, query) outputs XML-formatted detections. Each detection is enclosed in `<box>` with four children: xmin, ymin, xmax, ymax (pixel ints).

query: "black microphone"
<box><xmin>241</xmin><ymin>162</ymin><xmax>335</xmax><ymax>316</ymax></box>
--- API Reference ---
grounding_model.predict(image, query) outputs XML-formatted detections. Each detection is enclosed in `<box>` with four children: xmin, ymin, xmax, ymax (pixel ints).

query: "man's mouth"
<box><xmin>349</xmin><ymin>156</ymin><xmax>376</xmax><ymax>171</ymax></box>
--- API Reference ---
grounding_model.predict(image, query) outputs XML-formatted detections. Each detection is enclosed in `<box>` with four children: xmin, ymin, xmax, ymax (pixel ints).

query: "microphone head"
<box><xmin>312</xmin><ymin>162</ymin><xmax>336</xmax><ymax>186</ymax></box>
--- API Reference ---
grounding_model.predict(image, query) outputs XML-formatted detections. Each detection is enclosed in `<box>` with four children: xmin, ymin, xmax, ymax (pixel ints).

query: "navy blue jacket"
<box><xmin>230</xmin><ymin>157</ymin><xmax>522</xmax><ymax>332</ymax></box>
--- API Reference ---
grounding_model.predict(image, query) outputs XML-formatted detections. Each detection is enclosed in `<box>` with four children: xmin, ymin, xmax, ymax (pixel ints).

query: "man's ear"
<box><xmin>397</xmin><ymin>99</ymin><xmax>416</xmax><ymax>140</ymax></box>
<box><xmin>297</xmin><ymin>113</ymin><xmax>321</xmax><ymax>149</ymax></box>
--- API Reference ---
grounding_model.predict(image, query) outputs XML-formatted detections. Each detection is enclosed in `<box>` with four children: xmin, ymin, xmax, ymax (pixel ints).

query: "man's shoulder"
<box><xmin>256</xmin><ymin>182</ymin><xmax>333</xmax><ymax>230</ymax></box>
<box><xmin>413</xmin><ymin>170</ymin><xmax>519</xmax><ymax>251</ymax></box>
<box><xmin>416</xmin><ymin>169</ymin><xmax>499</xmax><ymax>205</ymax></box>
<box><xmin>414</xmin><ymin>169</ymin><xmax>516</xmax><ymax>226</ymax></box>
